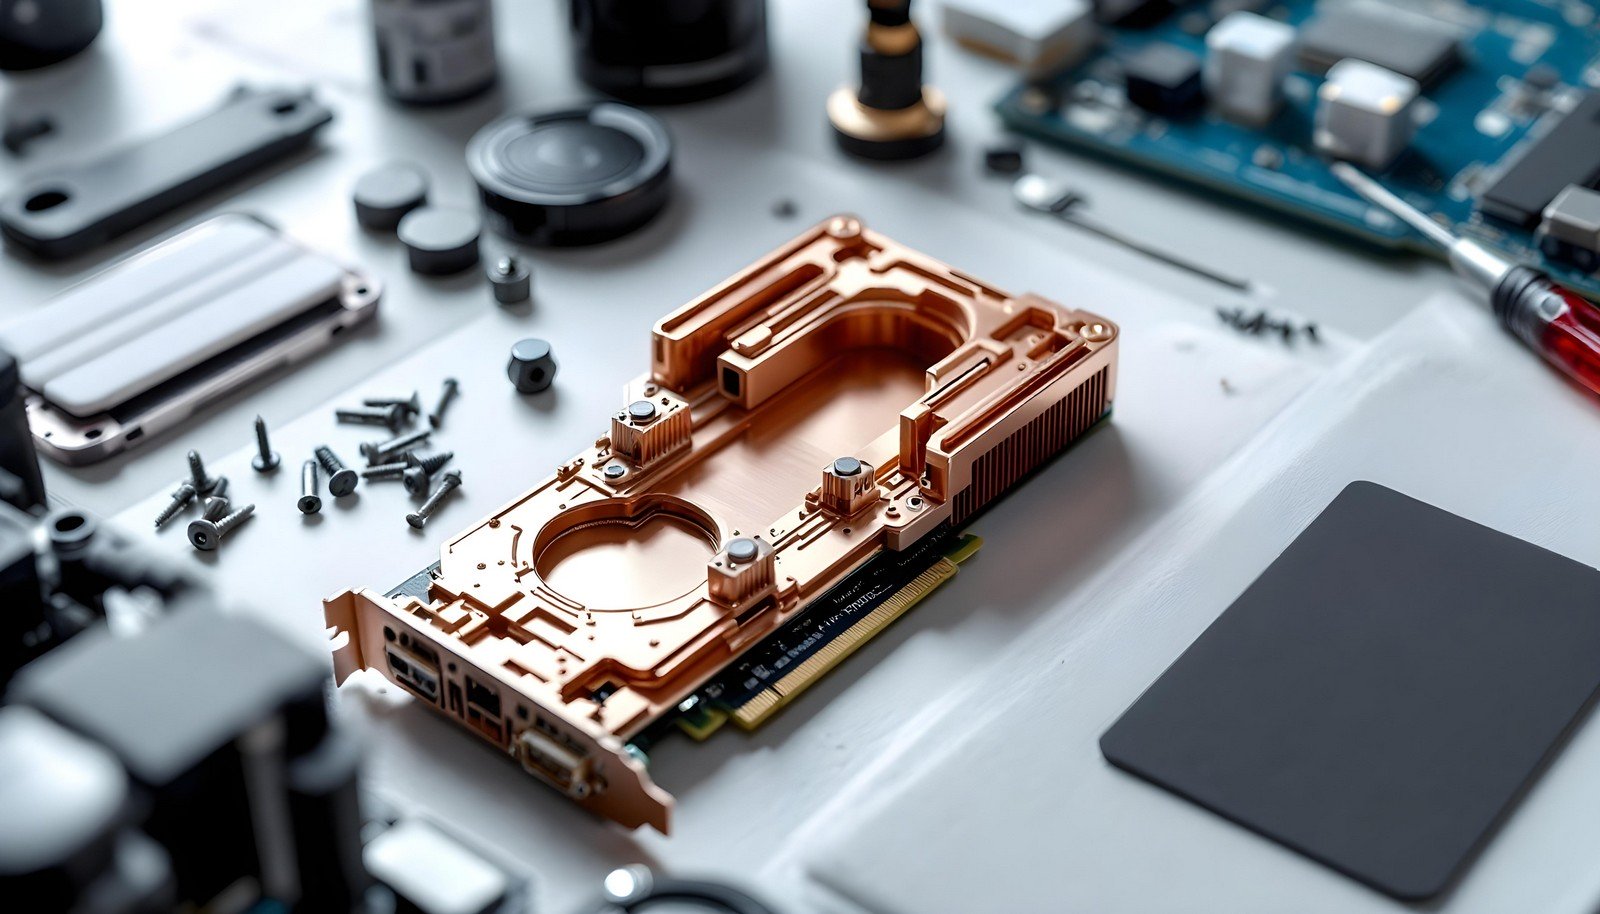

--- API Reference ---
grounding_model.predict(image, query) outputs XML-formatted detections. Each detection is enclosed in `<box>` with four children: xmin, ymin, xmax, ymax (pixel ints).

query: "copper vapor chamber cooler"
<box><xmin>324</xmin><ymin>216</ymin><xmax>1119</xmax><ymax>832</ymax></box>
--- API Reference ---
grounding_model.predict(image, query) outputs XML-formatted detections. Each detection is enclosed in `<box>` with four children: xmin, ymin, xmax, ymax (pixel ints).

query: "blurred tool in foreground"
<box><xmin>1333</xmin><ymin>162</ymin><xmax>1600</xmax><ymax>399</ymax></box>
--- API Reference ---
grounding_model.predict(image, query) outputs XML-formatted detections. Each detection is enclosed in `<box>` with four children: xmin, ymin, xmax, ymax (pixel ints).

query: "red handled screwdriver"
<box><xmin>1332</xmin><ymin>162</ymin><xmax>1600</xmax><ymax>397</ymax></box>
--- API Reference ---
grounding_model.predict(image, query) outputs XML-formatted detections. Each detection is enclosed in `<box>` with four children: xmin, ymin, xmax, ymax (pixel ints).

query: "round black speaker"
<box><xmin>569</xmin><ymin>0</ymin><xmax>768</xmax><ymax>105</ymax></box>
<box><xmin>466</xmin><ymin>103</ymin><xmax>672</xmax><ymax>247</ymax></box>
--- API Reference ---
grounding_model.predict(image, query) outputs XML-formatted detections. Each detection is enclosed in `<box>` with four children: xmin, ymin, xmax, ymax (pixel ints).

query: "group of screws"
<box><xmin>152</xmin><ymin>446</ymin><xmax>256</xmax><ymax>552</ymax></box>
<box><xmin>302</xmin><ymin>377</ymin><xmax>463</xmax><ymax>527</ymax></box>
<box><xmin>1216</xmin><ymin>306</ymin><xmax>1320</xmax><ymax>344</ymax></box>
<box><xmin>151</xmin><ymin>376</ymin><xmax>465</xmax><ymax>550</ymax></box>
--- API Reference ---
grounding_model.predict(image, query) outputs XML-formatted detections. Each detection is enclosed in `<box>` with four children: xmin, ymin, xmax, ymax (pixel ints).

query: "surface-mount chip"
<box><xmin>1480</xmin><ymin>91</ymin><xmax>1600</xmax><ymax>228</ymax></box>
<box><xmin>1298</xmin><ymin>1</ymin><xmax>1461</xmax><ymax>87</ymax></box>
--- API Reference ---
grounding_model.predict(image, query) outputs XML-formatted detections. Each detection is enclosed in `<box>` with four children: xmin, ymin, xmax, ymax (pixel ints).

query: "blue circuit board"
<box><xmin>996</xmin><ymin>0</ymin><xmax>1600</xmax><ymax>298</ymax></box>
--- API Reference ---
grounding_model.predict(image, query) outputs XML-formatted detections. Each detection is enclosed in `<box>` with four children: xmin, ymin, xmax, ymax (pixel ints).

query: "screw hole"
<box><xmin>24</xmin><ymin>189</ymin><xmax>68</xmax><ymax>212</ymax></box>
<box><xmin>272</xmin><ymin>100</ymin><xmax>300</xmax><ymax>115</ymax></box>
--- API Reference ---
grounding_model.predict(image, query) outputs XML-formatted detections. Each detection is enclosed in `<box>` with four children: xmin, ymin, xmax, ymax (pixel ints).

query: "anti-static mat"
<box><xmin>1100</xmin><ymin>481</ymin><xmax>1600</xmax><ymax>901</ymax></box>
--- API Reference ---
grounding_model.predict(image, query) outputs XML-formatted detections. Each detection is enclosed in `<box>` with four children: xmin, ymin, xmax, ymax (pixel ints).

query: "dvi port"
<box><xmin>515</xmin><ymin>728</ymin><xmax>595</xmax><ymax>799</ymax></box>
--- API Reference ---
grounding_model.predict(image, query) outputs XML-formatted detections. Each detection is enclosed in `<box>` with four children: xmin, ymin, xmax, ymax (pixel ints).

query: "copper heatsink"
<box><xmin>324</xmin><ymin>216</ymin><xmax>1118</xmax><ymax>832</ymax></box>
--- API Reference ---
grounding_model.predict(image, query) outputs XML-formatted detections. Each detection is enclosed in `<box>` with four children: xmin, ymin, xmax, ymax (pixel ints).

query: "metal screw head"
<box><xmin>831</xmin><ymin>456</ymin><xmax>863</xmax><ymax>477</ymax></box>
<box><xmin>603</xmin><ymin>463</ymin><xmax>626</xmax><ymax>480</ymax></box>
<box><xmin>187</xmin><ymin>519</ymin><xmax>222</xmax><ymax>550</ymax></box>
<box><xmin>298</xmin><ymin>492</ymin><xmax>322</xmax><ymax>514</ymax></box>
<box><xmin>626</xmin><ymin>399</ymin><xmax>657</xmax><ymax>422</ymax></box>
<box><xmin>328</xmin><ymin>467</ymin><xmax>358</xmax><ymax>497</ymax></box>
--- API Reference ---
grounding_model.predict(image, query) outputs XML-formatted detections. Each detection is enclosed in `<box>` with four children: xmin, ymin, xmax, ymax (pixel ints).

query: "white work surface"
<box><xmin>0</xmin><ymin>2</ymin><xmax>1594</xmax><ymax>912</ymax></box>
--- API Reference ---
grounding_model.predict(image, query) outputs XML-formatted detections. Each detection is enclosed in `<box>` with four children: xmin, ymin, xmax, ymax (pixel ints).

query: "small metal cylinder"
<box><xmin>370</xmin><ymin>0</ymin><xmax>498</xmax><ymax>105</ymax></box>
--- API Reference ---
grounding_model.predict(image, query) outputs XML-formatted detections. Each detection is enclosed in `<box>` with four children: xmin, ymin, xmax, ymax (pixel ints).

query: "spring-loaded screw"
<box><xmin>298</xmin><ymin>459</ymin><xmax>323</xmax><ymax>514</ymax></box>
<box><xmin>364</xmin><ymin>391</ymin><xmax>423</xmax><ymax>418</ymax></box>
<box><xmin>361</xmin><ymin>428</ymin><xmax>431</xmax><ymax>464</ymax></box>
<box><xmin>187</xmin><ymin>503</ymin><xmax>254</xmax><ymax>551</ymax></box>
<box><xmin>187</xmin><ymin>449</ymin><xmax>217</xmax><ymax>495</ymax></box>
<box><xmin>154</xmin><ymin>481</ymin><xmax>198</xmax><ymax>528</ymax></box>
<box><xmin>314</xmin><ymin>445</ymin><xmax>359</xmax><ymax>497</ymax></box>
<box><xmin>335</xmin><ymin>404</ymin><xmax>405</xmax><ymax>430</ymax></box>
<box><xmin>402</xmin><ymin>451</ymin><xmax>454</xmax><ymax>497</ymax></box>
<box><xmin>428</xmin><ymin>377</ymin><xmax>459</xmax><ymax>429</ymax></box>
<box><xmin>406</xmin><ymin>470</ymin><xmax>462</xmax><ymax>529</ymax></box>
<box><xmin>251</xmin><ymin>415</ymin><xmax>280</xmax><ymax>472</ymax></box>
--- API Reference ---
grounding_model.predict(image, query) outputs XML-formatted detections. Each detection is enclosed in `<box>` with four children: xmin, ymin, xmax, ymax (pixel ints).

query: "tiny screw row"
<box><xmin>1216</xmin><ymin>307</ymin><xmax>1320</xmax><ymax>344</ymax></box>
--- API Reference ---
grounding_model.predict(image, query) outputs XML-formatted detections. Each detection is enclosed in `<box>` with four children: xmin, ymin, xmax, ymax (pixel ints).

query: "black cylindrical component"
<box><xmin>284</xmin><ymin>729</ymin><xmax>369</xmax><ymax>911</ymax></box>
<box><xmin>868</xmin><ymin>0</ymin><xmax>912</xmax><ymax>26</ymax></box>
<box><xmin>570</xmin><ymin>0</ymin><xmax>768</xmax><ymax>104</ymax></box>
<box><xmin>0</xmin><ymin>0</ymin><xmax>102</xmax><ymax>71</ymax></box>
<box><xmin>0</xmin><ymin>349</ymin><xmax>45</xmax><ymax>513</ymax></box>
<box><xmin>858</xmin><ymin>38</ymin><xmax>924</xmax><ymax>110</ymax></box>
<box><xmin>468</xmin><ymin>104</ymin><xmax>673</xmax><ymax>247</ymax></box>
<box><xmin>397</xmin><ymin>207</ymin><xmax>481</xmax><ymax>275</ymax></box>
<box><xmin>369</xmin><ymin>0</ymin><xmax>497</xmax><ymax>105</ymax></box>
<box><xmin>352</xmin><ymin>162</ymin><xmax>429</xmax><ymax>232</ymax></box>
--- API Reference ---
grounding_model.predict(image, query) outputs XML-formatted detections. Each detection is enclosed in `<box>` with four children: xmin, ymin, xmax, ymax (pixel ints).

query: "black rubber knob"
<box><xmin>467</xmin><ymin>103</ymin><xmax>672</xmax><ymax>247</ymax></box>
<box><xmin>352</xmin><ymin>162</ymin><xmax>429</xmax><ymax>231</ymax></box>
<box><xmin>397</xmin><ymin>207</ymin><xmax>481</xmax><ymax>275</ymax></box>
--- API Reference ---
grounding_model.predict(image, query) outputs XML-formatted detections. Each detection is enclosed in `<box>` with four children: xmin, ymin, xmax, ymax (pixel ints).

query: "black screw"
<box><xmin>187</xmin><ymin>503</ymin><xmax>255</xmax><ymax>551</ymax></box>
<box><xmin>429</xmin><ymin>377</ymin><xmax>459</xmax><ymax>429</ymax></box>
<box><xmin>336</xmin><ymin>404</ymin><xmax>406</xmax><ymax>430</ymax></box>
<box><xmin>154</xmin><ymin>481</ymin><xmax>198</xmax><ymax>528</ymax></box>
<box><xmin>406</xmin><ymin>470</ymin><xmax>462</xmax><ymax>529</ymax></box>
<box><xmin>187</xmin><ymin>450</ymin><xmax>217</xmax><ymax>495</ymax></box>
<box><xmin>361</xmin><ymin>428</ymin><xmax>431</xmax><ymax>464</ymax></box>
<box><xmin>314</xmin><ymin>445</ymin><xmax>359</xmax><ymax>497</ymax></box>
<box><xmin>299</xmin><ymin>459</ymin><xmax>323</xmax><ymax>514</ymax></box>
<box><xmin>251</xmin><ymin>415</ymin><xmax>280</xmax><ymax>472</ymax></box>
<box><xmin>402</xmin><ymin>451</ymin><xmax>454</xmax><ymax>497</ymax></box>
<box><xmin>364</xmin><ymin>391</ymin><xmax>423</xmax><ymax>419</ymax></box>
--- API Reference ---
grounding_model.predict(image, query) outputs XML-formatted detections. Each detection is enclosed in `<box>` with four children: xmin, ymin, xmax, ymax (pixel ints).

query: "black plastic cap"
<box><xmin>467</xmin><ymin>104</ymin><xmax>672</xmax><ymax>247</ymax></box>
<box><xmin>397</xmin><ymin>207</ymin><xmax>482</xmax><ymax>276</ymax></box>
<box><xmin>352</xmin><ymin>162</ymin><xmax>429</xmax><ymax>231</ymax></box>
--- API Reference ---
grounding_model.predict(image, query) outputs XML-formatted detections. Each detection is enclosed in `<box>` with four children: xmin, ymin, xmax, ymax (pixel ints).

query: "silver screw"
<box><xmin>406</xmin><ymin>470</ymin><xmax>462</xmax><ymax>529</ymax></box>
<box><xmin>187</xmin><ymin>503</ymin><xmax>254</xmax><ymax>551</ymax></box>
<box><xmin>187</xmin><ymin>450</ymin><xmax>217</xmax><ymax>495</ymax></box>
<box><xmin>299</xmin><ymin>459</ymin><xmax>323</xmax><ymax>514</ymax></box>
<box><xmin>202</xmin><ymin>476</ymin><xmax>231</xmax><ymax>520</ymax></box>
<box><xmin>361</xmin><ymin>428</ymin><xmax>431</xmax><ymax>464</ymax></box>
<box><xmin>364</xmin><ymin>391</ymin><xmax>423</xmax><ymax>418</ymax></box>
<box><xmin>335</xmin><ymin>404</ymin><xmax>406</xmax><ymax>430</ymax></box>
<box><xmin>251</xmin><ymin>415</ymin><xmax>280</xmax><ymax>472</ymax></box>
<box><xmin>314</xmin><ymin>445</ymin><xmax>359</xmax><ymax>497</ymax></box>
<box><xmin>362</xmin><ymin>461</ymin><xmax>409</xmax><ymax>481</ymax></box>
<box><xmin>428</xmin><ymin>377</ymin><xmax>459</xmax><ymax>429</ymax></box>
<box><xmin>154</xmin><ymin>481</ymin><xmax>198</xmax><ymax>528</ymax></box>
<box><xmin>402</xmin><ymin>451</ymin><xmax>454</xmax><ymax>497</ymax></box>
<box><xmin>202</xmin><ymin>495</ymin><xmax>231</xmax><ymax>521</ymax></box>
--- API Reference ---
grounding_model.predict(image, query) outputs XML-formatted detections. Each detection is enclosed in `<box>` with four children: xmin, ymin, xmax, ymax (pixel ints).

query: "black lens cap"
<box><xmin>466</xmin><ymin>103</ymin><xmax>672</xmax><ymax>247</ymax></box>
